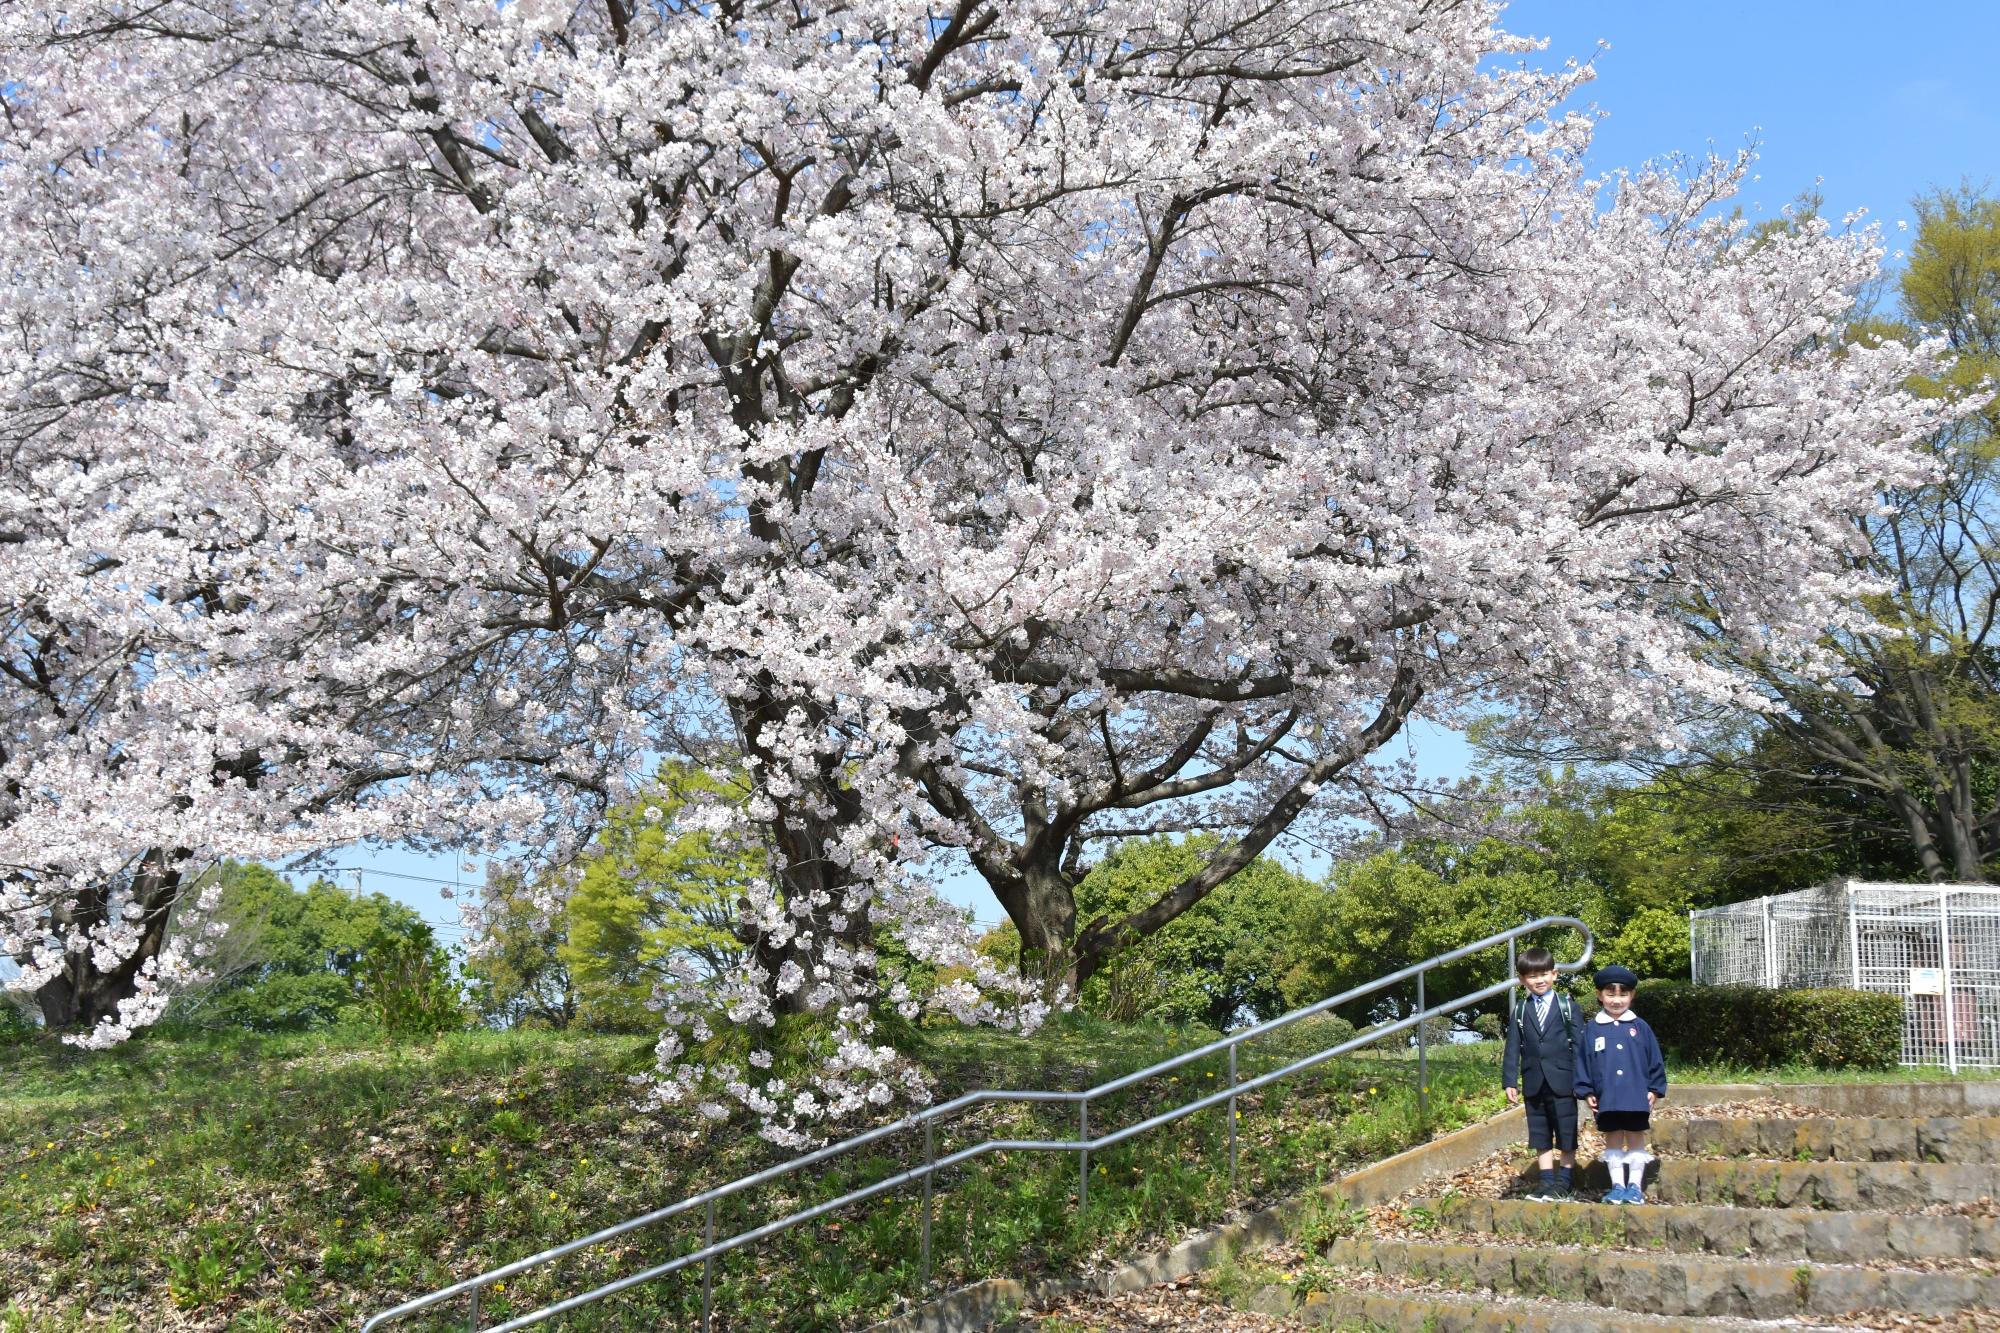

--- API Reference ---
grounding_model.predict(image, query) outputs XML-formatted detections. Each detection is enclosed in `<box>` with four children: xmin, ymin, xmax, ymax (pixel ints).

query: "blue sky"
<box><xmin>338</xmin><ymin>2</ymin><xmax>2000</xmax><ymax>936</ymax></box>
<box><xmin>1502</xmin><ymin>1</ymin><xmax>1999</xmax><ymax>231</ymax></box>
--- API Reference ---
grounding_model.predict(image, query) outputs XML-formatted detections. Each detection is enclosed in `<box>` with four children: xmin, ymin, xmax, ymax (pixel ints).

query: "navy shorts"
<box><xmin>1596</xmin><ymin>1109</ymin><xmax>1651</xmax><ymax>1134</ymax></box>
<box><xmin>1523</xmin><ymin>1089</ymin><xmax>1578</xmax><ymax>1151</ymax></box>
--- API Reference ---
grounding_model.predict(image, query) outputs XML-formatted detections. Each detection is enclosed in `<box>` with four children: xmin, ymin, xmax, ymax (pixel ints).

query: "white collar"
<box><xmin>1593</xmin><ymin>1009</ymin><xmax>1638</xmax><ymax>1024</ymax></box>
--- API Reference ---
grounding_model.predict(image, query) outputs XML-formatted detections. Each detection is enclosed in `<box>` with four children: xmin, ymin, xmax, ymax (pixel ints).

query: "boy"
<box><xmin>1501</xmin><ymin>946</ymin><xmax>1581</xmax><ymax>1201</ymax></box>
<box><xmin>1575</xmin><ymin>964</ymin><xmax>1667</xmax><ymax>1204</ymax></box>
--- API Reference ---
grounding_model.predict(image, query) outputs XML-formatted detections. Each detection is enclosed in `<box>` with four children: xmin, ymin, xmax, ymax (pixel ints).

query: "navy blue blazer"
<box><xmin>1502</xmin><ymin>990</ymin><xmax>1579</xmax><ymax>1099</ymax></box>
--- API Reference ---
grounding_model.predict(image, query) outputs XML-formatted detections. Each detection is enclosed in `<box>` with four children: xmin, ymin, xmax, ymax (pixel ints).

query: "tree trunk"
<box><xmin>1012</xmin><ymin>864</ymin><xmax>1079</xmax><ymax>987</ymax></box>
<box><xmin>34</xmin><ymin>852</ymin><xmax>183</xmax><ymax>1034</ymax></box>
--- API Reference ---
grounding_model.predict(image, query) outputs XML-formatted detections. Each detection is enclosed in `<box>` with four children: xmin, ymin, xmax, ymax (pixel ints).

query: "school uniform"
<box><xmin>1502</xmin><ymin>988</ymin><xmax>1579</xmax><ymax>1151</ymax></box>
<box><xmin>1575</xmin><ymin>1009</ymin><xmax>1667</xmax><ymax>1132</ymax></box>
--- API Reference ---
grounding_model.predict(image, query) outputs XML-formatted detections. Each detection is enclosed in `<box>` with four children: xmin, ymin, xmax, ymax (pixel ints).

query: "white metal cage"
<box><xmin>1690</xmin><ymin>880</ymin><xmax>2000</xmax><ymax>1071</ymax></box>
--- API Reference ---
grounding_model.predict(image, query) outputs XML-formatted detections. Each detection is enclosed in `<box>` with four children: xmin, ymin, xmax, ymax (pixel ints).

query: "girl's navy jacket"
<box><xmin>1574</xmin><ymin>1010</ymin><xmax>1667</xmax><ymax>1113</ymax></box>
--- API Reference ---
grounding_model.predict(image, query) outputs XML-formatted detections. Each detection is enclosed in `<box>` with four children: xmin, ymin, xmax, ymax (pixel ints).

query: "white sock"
<box><xmin>1627</xmin><ymin>1151</ymin><xmax>1651</xmax><ymax>1194</ymax></box>
<box><xmin>1603</xmin><ymin>1149</ymin><xmax>1627</xmax><ymax>1188</ymax></box>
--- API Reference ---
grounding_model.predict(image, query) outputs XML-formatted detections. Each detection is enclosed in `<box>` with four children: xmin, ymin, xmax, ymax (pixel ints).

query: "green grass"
<box><xmin>0</xmin><ymin>1019</ymin><xmax>1506</xmax><ymax>1332</ymax></box>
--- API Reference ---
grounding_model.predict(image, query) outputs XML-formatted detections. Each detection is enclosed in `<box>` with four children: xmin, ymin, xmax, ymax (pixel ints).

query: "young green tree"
<box><xmin>558</xmin><ymin>764</ymin><xmax>759</xmax><ymax>1032</ymax></box>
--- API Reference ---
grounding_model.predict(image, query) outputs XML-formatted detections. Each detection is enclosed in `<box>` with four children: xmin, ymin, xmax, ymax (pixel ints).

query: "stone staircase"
<box><xmin>1270</xmin><ymin>1083</ymin><xmax>2000</xmax><ymax>1331</ymax></box>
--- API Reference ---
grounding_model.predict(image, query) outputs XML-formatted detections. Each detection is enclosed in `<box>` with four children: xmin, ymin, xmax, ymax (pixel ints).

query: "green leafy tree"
<box><xmin>1065</xmin><ymin>836</ymin><xmax>1324</xmax><ymax>1029</ymax></box>
<box><xmin>560</xmin><ymin>763</ymin><xmax>759</xmax><ymax>1031</ymax></box>
<box><xmin>169</xmin><ymin>863</ymin><xmax>439</xmax><ymax>1031</ymax></box>
<box><xmin>1280</xmin><ymin>836</ymin><xmax>1611</xmax><ymax>1025</ymax></box>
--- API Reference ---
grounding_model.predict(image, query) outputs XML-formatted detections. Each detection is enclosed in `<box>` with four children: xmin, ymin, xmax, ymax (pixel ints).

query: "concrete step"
<box><xmin>1285</xmin><ymin>1285</ymin><xmax>1844</xmax><ymax>1332</ymax></box>
<box><xmin>1654</xmin><ymin>1115</ymin><xmax>2000</xmax><ymax>1163</ymax></box>
<box><xmin>1527</xmin><ymin>1158</ymin><xmax>2000</xmax><ymax>1208</ymax></box>
<box><xmin>1438</xmin><ymin>1196</ymin><xmax>2000</xmax><ymax>1262</ymax></box>
<box><xmin>1317</xmin><ymin>1237</ymin><xmax>2000</xmax><ymax>1320</ymax></box>
<box><xmin>1679</xmin><ymin>1082</ymin><xmax>2000</xmax><ymax>1118</ymax></box>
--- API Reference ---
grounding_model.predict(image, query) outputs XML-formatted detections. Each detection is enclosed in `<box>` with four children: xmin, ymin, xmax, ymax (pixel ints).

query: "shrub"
<box><xmin>0</xmin><ymin>999</ymin><xmax>37</xmax><ymax>1047</ymax></box>
<box><xmin>1283</xmin><ymin>1011</ymin><xmax>1357</xmax><ymax>1054</ymax></box>
<box><xmin>1472</xmin><ymin>1012</ymin><xmax>1505</xmax><ymax>1042</ymax></box>
<box><xmin>359</xmin><ymin>924</ymin><xmax>465</xmax><ymax>1039</ymax></box>
<box><xmin>1589</xmin><ymin>981</ymin><xmax>1902</xmax><ymax>1070</ymax></box>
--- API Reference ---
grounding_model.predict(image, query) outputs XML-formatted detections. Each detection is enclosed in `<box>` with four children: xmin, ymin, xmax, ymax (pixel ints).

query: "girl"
<box><xmin>1576</xmin><ymin>965</ymin><xmax>1667</xmax><ymax>1204</ymax></box>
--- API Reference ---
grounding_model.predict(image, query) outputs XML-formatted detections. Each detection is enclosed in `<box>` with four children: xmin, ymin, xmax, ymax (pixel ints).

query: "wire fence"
<box><xmin>1691</xmin><ymin>880</ymin><xmax>2000</xmax><ymax>1071</ymax></box>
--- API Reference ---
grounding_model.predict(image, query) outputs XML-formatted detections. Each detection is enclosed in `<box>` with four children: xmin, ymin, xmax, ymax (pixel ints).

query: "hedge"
<box><xmin>1581</xmin><ymin>980</ymin><xmax>1903</xmax><ymax>1071</ymax></box>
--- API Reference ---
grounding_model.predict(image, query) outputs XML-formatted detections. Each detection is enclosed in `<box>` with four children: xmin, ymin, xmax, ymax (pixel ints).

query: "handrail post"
<box><xmin>1226</xmin><ymin>1042</ymin><xmax>1238</xmax><ymax>1196</ymax></box>
<box><xmin>468</xmin><ymin>1284</ymin><xmax>480</xmax><ymax>1332</ymax></box>
<box><xmin>1415</xmin><ymin>970</ymin><xmax>1428</xmax><ymax>1127</ymax></box>
<box><xmin>701</xmin><ymin>1198</ymin><xmax>715</xmax><ymax>1332</ymax></box>
<box><xmin>1078</xmin><ymin>1100</ymin><xmax>1090</xmax><ymax>1214</ymax></box>
<box><xmin>920</xmin><ymin>1119</ymin><xmax>934</xmax><ymax>1293</ymax></box>
<box><xmin>1507</xmin><ymin>932</ymin><xmax>1519</xmax><ymax>1054</ymax></box>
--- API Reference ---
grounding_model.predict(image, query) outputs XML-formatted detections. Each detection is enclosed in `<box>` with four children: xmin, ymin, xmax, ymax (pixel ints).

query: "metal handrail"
<box><xmin>360</xmin><ymin>915</ymin><xmax>1593</xmax><ymax>1332</ymax></box>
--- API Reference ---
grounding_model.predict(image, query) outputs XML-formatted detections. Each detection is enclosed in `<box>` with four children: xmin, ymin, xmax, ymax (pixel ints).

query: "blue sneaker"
<box><xmin>1602</xmin><ymin>1185</ymin><xmax>1632</xmax><ymax>1204</ymax></box>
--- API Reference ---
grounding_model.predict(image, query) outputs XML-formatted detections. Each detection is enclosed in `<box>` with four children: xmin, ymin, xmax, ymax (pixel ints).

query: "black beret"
<box><xmin>1593</xmin><ymin>965</ymin><xmax>1639</xmax><ymax>989</ymax></box>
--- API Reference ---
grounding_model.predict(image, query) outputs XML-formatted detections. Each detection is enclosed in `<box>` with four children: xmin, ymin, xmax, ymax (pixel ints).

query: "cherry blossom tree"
<box><xmin>1</xmin><ymin>0</ymin><xmax>1952</xmax><ymax>1129</ymax></box>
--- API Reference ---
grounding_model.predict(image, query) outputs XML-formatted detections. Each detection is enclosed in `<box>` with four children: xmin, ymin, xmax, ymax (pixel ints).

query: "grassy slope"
<box><xmin>0</xmin><ymin>1019</ymin><xmax>1504</xmax><ymax>1333</ymax></box>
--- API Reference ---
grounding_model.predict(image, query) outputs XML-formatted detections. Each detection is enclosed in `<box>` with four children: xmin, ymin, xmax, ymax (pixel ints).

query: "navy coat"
<box><xmin>1575</xmin><ymin>1010</ymin><xmax>1667</xmax><ymax>1114</ymax></box>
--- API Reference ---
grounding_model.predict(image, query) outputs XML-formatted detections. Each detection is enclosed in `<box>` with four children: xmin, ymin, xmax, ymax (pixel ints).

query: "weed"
<box><xmin>1401</xmin><ymin>1201</ymin><xmax>1441</xmax><ymax>1234</ymax></box>
<box><xmin>165</xmin><ymin>1223</ymin><xmax>263</xmax><ymax>1309</ymax></box>
<box><xmin>1294</xmin><ymin>1194</ymin><xmax>1370</xmax><ymax>1250</ymax></box>
<box><xmin>488</xmin><ymin>1107</ymin><xmax>541</xmax><ymax>1144</ymax></box>
<box><xmin>1290</xmin><ymin>1255</ymin><xmax>1341</xmax><ymax>1297</ymax></box>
